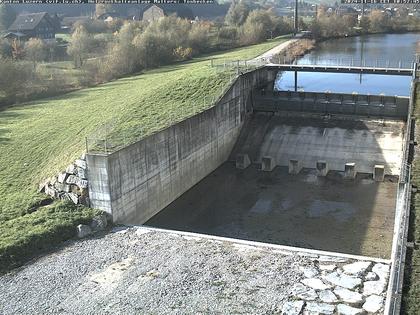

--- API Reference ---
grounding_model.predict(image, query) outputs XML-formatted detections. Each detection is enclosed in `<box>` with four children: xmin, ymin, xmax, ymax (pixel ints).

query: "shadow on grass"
<box><xmin>0</xmin><ymin>127</ymin><xmax>10</xmax><ymax>143</ymax></box>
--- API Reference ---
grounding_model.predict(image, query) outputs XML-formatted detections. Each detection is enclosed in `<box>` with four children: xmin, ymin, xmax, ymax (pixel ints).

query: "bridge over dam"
<box><xmin>264</xmin><ymin>63</ymin><xmax>414</xmax><ymax>76</ymax></box>
<box><xmin>86</xmin><ymin>65</ymin><xmax>414</xmax><ymax>314</ymax></box>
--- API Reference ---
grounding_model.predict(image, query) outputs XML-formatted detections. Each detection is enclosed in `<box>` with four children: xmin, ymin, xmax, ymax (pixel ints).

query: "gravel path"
<box><xmin>0</xmin><ymin>226</ymin><xmax>308</xmax><ymax>315</ymax></box>
<box><xmin>252</xmin><ymin>39</ymin><xmax>298</xmax><ymax>62</ymax></box>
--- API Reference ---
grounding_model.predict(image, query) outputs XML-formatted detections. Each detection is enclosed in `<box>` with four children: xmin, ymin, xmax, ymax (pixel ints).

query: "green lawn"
<box><xmin>0</xmin><ymin>36</ymin><xmax>289</xmax><ymax>272</ymax></box>
<box><xmin>404</xmin><ymin>85</ymin><xmax>420</xmax><ymax>314</ymax></box>
<box><xmin>56</xmin><ymin>33</ymin><xmax>72</xmax><ymax>43</ymax></box>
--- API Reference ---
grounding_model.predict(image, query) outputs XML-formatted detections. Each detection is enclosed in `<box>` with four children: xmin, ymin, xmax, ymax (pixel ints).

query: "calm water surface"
<box><xmin>275</xmin><ymin>33</ymin><xmax>420</xmax><ymax>96</ymax></box>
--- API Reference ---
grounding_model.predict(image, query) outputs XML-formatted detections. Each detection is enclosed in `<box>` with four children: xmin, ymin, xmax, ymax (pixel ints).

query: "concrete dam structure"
<box><xmin>86</xmin><ymin>68</ymin><xmax>278</xmax><ymax>224</ymax></box>
<box><xmin>86</xmin><ymin>65</ymin><xmax>414</xmax><ymax>313</ymax></box>
<box><xmin>86</xmin><ymin>66</ymin><xmax>410</xmax><ymax>249</ymax></box>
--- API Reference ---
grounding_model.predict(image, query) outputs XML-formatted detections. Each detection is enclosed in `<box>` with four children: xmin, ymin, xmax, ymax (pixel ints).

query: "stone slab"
<box><xmin>342</xmin><ymin>261</ymin><xmax>372</xmax><ymax>276</ymax></box>
<box><xmin>319</xmin><ymin>290</ymin><xmax>338</xmax><ymax>303</ymax></box>
<box><xmin>302</xmin><ymin>278</ymin><xmax>331</xmax><ymax>290</ymax></box>
<box><xmin>337</xmin><ymin>304</ymin><xmax>365</xmax><ymax>315</ymax></box>
<box><xmin>304</xmin><ymin>302</ymin><xmax>335</xmax><ymax>315</ymax></box>
<box><xmin>282</xmin><ymin>300</ymin><xmax>304</xmax><ymax>315</ymax></box>
<box><xmin>334</xmin><ymin>287</ymin><xmax>364</xmax><ymax>305</ymax></box>
<box><xmin>322</xmin><ymin>272</ymin><xmax>362</xmax><ymax>290</ymax></box>
<box><xmin>363</xmin><ymin>280</ymin><xmax>386</xmax><ymax>296</ymax></box>
<box><xmin>363</xmin><ymin>295</ymin><xmax>384</xmax><ymax>313</ymax></box>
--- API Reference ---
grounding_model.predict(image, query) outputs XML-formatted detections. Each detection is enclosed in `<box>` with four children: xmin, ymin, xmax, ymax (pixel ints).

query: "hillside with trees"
<box><xmin>0</xmin><ymin>4</ymin><xmax>293</xmax><ymax>108</ymax></box>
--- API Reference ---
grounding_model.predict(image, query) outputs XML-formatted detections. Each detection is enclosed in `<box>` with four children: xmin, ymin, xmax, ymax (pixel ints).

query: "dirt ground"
<box><xmin>147</xmin><ymin>163</ymin><xmax>398</xmax><ymax>259</ymax></box>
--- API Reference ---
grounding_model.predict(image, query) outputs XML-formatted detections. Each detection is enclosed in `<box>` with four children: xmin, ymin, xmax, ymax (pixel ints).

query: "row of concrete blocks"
<box><xmin>236</xmin><ymin>154</ymin><xmax>386</xmax><ymax>181</ymax></box>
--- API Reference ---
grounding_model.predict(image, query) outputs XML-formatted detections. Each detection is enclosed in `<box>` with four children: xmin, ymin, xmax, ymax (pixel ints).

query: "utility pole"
<box><xmin>294</xmin><ymin>0</ymin><xmax>299</xmax><ymax>35</ymax></box>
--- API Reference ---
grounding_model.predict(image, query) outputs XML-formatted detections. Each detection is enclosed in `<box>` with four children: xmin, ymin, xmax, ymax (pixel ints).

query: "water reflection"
<box><xmin>299</xmin><ymin>33</ymin><xmax>419</xmax><ymax>66</ymax></box>
<box><xmin>274</xmin><ymin>33</ymin><xmax>418</xmax><ymax>96</ymax></box>
<box><xmin>274</xmin><ymin>71</ymin><xmax>411</xmax><ymax>96</ymax></box>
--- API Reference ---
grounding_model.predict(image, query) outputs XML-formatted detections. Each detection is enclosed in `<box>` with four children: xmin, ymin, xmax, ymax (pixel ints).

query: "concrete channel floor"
<box><xmin>147</xmin><ymin>164</ymin><xmax>398</xmax><ymax>259</ymax></box>
<box><xmin>231</xmin><ymin>114</ymin><xmax>406</xmax><ymax>176</ymax></box>
<box><xmin>0</xmin><ymin>226</ymin><xmax>390</xmax><ymax>315</ymax></box>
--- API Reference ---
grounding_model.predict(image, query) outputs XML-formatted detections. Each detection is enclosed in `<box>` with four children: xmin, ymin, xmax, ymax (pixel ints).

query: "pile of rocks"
<box><xmin>281</xmin><ymin>257</ymin><xmax>390</xmax><ymax>315</ymax></box>
<box><xmin>39</xmin><ymin>154</ymin><xmax>89</xmax><ymax>206</ymax></box>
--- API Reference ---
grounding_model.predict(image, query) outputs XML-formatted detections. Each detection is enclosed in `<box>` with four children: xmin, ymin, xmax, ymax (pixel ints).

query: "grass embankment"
<box><xmin>0</xmin><ymin>37</ymin><xmax>289</xmax><ymax>272</ymax></box>
<box><xmin>404</xmin><ymin>85</ymin><xmax>420</xmax><ymax>314</ymax></box>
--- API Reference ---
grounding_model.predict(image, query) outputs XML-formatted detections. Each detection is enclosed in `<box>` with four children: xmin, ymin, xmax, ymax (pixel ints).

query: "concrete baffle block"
<box><xmin>316</xmin><ymin>161</ymin><xmax>328</xmax><ymax>177</ymax></box>
<box><xmin>261</xmin><ymin>156</ymin><xmax>275</xmax><ymax>172</ymax></box>
<box><xmin>373</xmin><ymin>165</ymin><xmax>385</xmax><ymax>182</ymax></box>
<box><xmin>289</xmin><ymin>159</ymin><xmax>302</xmax><ymax>175</ymax></box>
<box><xmin>344</xmin><ymin>163</ymin><xmax>356</xmax><ymax>179</ymax></box>
<box><xmin>236</xmin><ymin>154</ymin><xmax>251</xmax><ymax>169</ymax></box>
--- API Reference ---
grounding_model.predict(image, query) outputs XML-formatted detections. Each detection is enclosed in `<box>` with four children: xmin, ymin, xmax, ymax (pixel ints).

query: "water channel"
<box><xmin>275</xmin><ymin>33</ymin><xmax>419</xmax><ymax>96</ymax></box>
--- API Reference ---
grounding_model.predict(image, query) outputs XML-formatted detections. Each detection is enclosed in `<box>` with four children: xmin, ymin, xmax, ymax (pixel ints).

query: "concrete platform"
<box><xmin>231</xmin><ymin>113</ymin><xmax>405</xmax><ymax>175</ymax></box>
<box><xmin>147</xmin><ymin>164</ymin><xmax>398</xmax><ymax>259</ymax></box>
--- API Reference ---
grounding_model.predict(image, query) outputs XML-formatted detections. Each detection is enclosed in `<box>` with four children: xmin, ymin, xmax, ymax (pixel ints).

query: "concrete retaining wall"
<box><xmin>254</xmin><ymin>91</ymin><xmax>409</xmax><ymax>119</ymax></box>
<box><xmin>86</xmin><ymin>68</ymin><xmax>276</xmax><ymax>224</ymax></box>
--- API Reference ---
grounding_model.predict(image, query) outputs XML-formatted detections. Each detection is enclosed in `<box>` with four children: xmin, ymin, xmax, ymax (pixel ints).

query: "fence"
<box><xmin>86</xmin><ymin>68</ymin><xmax>246</xmax><ymax>155</ymax></box>
<box><xmin>212</xmin><ymin>57</ymin><xmax>416</xmax><ymax>70</ymax></box>
<box><xmin>210</xmin><ymin>58</ymin><xmax>269</xmax><ymax>72</ymax></box>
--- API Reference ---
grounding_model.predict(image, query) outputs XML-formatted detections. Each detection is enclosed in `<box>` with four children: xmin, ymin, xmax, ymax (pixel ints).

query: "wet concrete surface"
<box><xmin>146</xmin><ymin>163</ymin><xmax>398</xmax><ymax>259</ymax></box>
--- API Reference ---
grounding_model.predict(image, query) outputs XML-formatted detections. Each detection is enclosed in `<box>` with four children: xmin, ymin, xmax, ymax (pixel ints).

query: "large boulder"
<box><xmin>76</xmin><ymin>224</ymin><xmax>92</xmax><ymax>238</ymax></box>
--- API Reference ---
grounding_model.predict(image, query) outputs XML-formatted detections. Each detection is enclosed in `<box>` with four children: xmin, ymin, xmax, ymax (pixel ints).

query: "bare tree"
<box><xmin>24</xmin><ymin>38</ymin><xmax>47</xmax><ymax>69</ymax></box>
<box><xmin>0</xmin><ymin>57</ymin><xmax>33</xmax><ymax>103</ymax></box>
<box><xmin>95</xmin><ymin>4</ymin><xmax>113</xmax><ymax>18</ymax></box>
<box><xmin>239</xmin><ymin>9</ymin><xmax>275</xmax><ymax>45</ymax></box>
<box><xmin>369</xmin><ymin>10</ymin><xmax>390</xmax><ymax>33</ymax></box>
<box><xmin>225</xmin><ymin>0</ymin><xmax>250</xmax><ymax>26</ymax></box>
<box><xmin>67</xmin><ymin>25</ymin><xmax>91</xmax><ymax>68</ymax></box>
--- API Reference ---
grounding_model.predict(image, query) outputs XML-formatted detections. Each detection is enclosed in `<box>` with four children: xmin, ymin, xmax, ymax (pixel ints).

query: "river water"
<box><xmin>275</xmin><ymin>33</ymin><xmax>420</xmax><ymax>96</ymax></box>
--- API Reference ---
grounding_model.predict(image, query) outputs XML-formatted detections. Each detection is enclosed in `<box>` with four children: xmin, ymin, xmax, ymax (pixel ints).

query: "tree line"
<box><xmin>308</xmin><ymin>6</ymin><xmax>420</xmax><ymax>39</ymax></box>
<box><xmin>1</xmin><ymin>1</ymin><xmax>420</xmax><ymax>107</ymax></box>
<box><xmin>0</xmin><ymin>3</ymin><xmax>293</xmax><ymax>107</ymax></box>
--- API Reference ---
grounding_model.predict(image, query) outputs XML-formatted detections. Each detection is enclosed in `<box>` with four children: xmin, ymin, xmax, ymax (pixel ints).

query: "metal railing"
<box><xmin>385</xmin><ymin>77</ymin><xmax>417</xmax><ymax>315</ymax></box>
<box><xmin>288</xmin><ymin>58</ymin><xmax>414</xmax><ymax>69</ymax></box>
<box><xmin>211</xmin><ymin>57</ymin><xmax>415</xmax><ymax>70</ymax></box>
<box><xmin>211</xmin><ymin>58</ymin><xmax>268</xmax><ymax>72</ymax></box>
